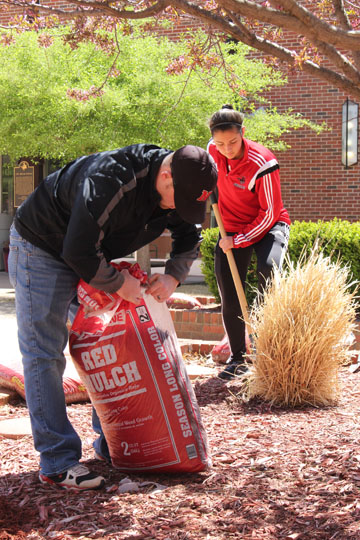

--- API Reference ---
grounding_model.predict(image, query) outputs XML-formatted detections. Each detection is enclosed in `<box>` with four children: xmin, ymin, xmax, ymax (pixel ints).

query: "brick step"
<box><xmin>170</xmin><ymin>304</ymin><xmax>224</xmax><ymax>341</ymax></box>
<box><xmin>178</xmin><ymin>339</ymin><xmax>217</xmax><ymax>356</ymax></box>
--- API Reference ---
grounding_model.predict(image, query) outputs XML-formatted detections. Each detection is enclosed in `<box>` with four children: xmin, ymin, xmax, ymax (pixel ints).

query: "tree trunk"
<box><xmin>135</xmin><ymin>245</ymin><xmax>151</xmax><ymax>276</ymax></box>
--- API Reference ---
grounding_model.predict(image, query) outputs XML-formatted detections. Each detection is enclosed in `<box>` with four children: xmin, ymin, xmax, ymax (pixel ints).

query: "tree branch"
<box><xmin>237</xmin><ymin>30</ymin><xmax>360</xmax><ymax>100</ymax></box>
<box><xmin>1</xmin><ymin>0</ymin><xmax>171</xmax><ymax>20</ymax></box>
<box><xmin>333</xmin><ymin>0</ymin><xmax>351</xmax><ymax>29</ymax></box>
<box><xmin>220</xmin><ymin>0</ymin><xmax>360</xmax><ymax>50</ymax></box>
<box><xmin>265</xmin><ymin>0</ymin><xmax>360</xmax><ymax>85</ymax></box>
<box><xmin>168</xmin><ymin>0</ymin><xmax>360</xmax><ymax>98</ymax></box>
<box><xmin>68</xmin><ymin>0</ymin><xmax>169</xmax><ymax>19</ymax></box>
<box><xmin>332</xmin><ymin>0</ymin><xmax>360</xmax><ymax>70</ymax></box>
<box><xmin>2</xmin><ymin>0</ymin><xmax>360</xmax><ymax>99</ymax></box>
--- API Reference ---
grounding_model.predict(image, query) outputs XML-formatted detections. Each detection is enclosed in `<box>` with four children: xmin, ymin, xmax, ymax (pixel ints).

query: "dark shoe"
<box><xmin>218</xmin><ymin>361</ymin><xmax>248</xmax><ymax>380</ymax></box>
<box><xmin>39</xmin><ymin>464</ymin><xmax>105</xmax><ymax>491</ymax></box>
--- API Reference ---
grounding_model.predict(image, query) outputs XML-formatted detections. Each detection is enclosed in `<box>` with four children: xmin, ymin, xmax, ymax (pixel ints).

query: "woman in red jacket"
<box><xmin>208</xmin><ymin>105</ymin><xmax>291</xmax><ymax>380</ymax></box>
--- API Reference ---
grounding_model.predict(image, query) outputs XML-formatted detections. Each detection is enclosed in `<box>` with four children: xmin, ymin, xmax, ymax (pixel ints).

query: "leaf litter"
<box><xmin>1</xmin><ymin>366</ymin><xmax>360</xmax><ymax>539</ymax></box>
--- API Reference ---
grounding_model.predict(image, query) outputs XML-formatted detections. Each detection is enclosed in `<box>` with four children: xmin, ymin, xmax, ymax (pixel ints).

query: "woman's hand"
<box><xmin>219</xmin><ymin>236</ymin><xmax>234</xmax><ymax>253</ymax></box>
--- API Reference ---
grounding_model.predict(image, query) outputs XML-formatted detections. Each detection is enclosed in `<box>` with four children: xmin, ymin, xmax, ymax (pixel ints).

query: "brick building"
<box><xmin>263</xmin><ymin>72</ymin><xmax>359</xmax><ymax>223</ymax></box>
<box><xmin>0</xmin><ymin>4</ymin><xmax>359</xmax><ymax>268</ymax></box>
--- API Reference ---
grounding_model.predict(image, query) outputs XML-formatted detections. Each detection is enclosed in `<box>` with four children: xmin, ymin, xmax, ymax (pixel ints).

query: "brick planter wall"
<box><xmin>169</xmin><ymin>296</ymin><xmax>224</xmax><ymax>342</ymax></box>
<box><xmin>170</xmin><ymin>305</ymin><xmax>224</xmax><ymax>342</ymax></box>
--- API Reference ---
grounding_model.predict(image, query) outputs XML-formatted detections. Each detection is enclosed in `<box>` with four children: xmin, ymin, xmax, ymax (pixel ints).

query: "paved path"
<box><xmin>0</xmin><ymin>272</ymin><xmax>78</xmax><ymax>378</ymax></box>
<box><xmin>0</xmin><ymin>272</ymin><xmax>20</xmax><ymax>371</ymax></box>
<box><xmin>0</xmin><ymin>271</ymin><xmax>15</xmax><ymax>317</ymax></box>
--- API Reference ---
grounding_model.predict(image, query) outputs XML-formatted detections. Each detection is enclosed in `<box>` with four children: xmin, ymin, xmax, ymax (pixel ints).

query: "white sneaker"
<box><xmin>39</xmin><ymin>463</ymin><xmax>105</xmax><ymax>491</ymax></box>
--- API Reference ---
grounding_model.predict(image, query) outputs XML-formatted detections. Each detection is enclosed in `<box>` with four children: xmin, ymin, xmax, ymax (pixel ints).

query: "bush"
<box><xmin>246</xmin><ymin>248</ymin><xmax>356</xmax><ymax>407</ymax></box>
<box><xmin>199</xmin><ymin>227</ymin><xmax>220</xmax><ymax>302</ymax></box>
<box><xmin>200</xmin><ymin>219</ymin><xmax>360</xmax><ymax>308</ymax></box>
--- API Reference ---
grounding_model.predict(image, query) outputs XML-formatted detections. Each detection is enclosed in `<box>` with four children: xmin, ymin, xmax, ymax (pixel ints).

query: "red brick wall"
<box><xmin>262</xmin><ymin>73</ymin><xmax>359</xmax><ymax>223</ymax></box>
<box><xmin>245</xmin><ymin>11</ymin><xmax>359</xmax><ymax>223</ymax></box>
<box><xmin>1</xmin><ymin>5</ymin><xmax>22</xmax><ymax>24</ymax></box>
<box><xmin>0</xmin><ymin>1</ymin><xmax>71</xmax><ymax>24</ymax></box>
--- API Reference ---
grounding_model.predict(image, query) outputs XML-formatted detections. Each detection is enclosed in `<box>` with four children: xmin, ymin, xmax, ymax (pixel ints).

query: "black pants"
<box><xmin>215</xmin><ymin>222</ymin><xmax>290</xmax><ymax>363</ymax></box>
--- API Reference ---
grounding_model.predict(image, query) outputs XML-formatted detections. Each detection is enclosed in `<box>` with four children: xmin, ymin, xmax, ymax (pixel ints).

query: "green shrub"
<box><xmin>200</xmin><ymin>219</ymin><xmax>360</xmax><ymax>308</ymax></box>
<box><xmin>199</xmin><ymin>227</ymin><xmax>220</xmax><ymax>301</ymax></box>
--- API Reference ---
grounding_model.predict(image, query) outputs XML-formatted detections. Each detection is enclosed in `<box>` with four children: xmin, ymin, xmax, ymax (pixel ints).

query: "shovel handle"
<box><xmin>210</xmin><ymin>194</ymin><xmax>254</xmax><ymax>334</ymax></box>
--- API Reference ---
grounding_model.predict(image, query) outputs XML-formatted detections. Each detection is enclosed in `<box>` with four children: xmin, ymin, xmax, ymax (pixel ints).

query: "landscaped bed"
<box><xmin>1</xmin><ymin>364</ymin><xmax>360</xmax><ymax>540</ymax></box>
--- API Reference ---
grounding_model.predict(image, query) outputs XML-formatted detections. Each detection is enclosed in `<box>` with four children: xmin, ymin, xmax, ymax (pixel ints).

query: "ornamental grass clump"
<box><xmin>245</xmin><ymin>247</ymin><xmax>358</xmax><ymax>407</ymax></box>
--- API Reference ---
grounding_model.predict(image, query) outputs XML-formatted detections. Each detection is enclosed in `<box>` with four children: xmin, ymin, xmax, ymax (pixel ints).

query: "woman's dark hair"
<box><xmin>209</xmin><ymin>104</ymin><xmax>244</xmax><ymax>134</ymax></box>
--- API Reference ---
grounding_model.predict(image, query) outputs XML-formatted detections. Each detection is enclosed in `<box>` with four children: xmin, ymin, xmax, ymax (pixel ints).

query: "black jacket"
<box><xmin>14</xmin><ymin>144</ymin><xmax>202</xmax><ymax>292</ymax></box>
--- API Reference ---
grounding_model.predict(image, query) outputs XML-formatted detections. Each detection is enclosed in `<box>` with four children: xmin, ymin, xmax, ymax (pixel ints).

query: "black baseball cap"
<box><xmin>171</xmin><ymin>145</ymin><xmax>218</xmax><ymax>224</ymax></box>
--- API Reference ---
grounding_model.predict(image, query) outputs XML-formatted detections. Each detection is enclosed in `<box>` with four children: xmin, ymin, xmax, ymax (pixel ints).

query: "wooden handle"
<box><xmin>211</xmin><ymin>201</ymin><xmax>254</xmax><ymax>335</ymax></box>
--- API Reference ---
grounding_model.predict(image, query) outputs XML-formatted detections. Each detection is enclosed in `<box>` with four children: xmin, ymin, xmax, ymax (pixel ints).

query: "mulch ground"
<box><xmin>1</xmin><ymin>365</ymin><xmax>360</xmax><ymax>540</ymax></box>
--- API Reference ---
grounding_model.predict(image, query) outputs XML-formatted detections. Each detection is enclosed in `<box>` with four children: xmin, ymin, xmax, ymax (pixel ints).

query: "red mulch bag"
<box><xmin>69</xmin><ymin>262</ymin><xmax>211</xmax><ymax>473</ymax></box>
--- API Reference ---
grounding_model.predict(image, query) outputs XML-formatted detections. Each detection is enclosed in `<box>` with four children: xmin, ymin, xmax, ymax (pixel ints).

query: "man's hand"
<box><xmin>146</xmin><ymin>273</ymin><xmax>179</xmax><ymax>303</ymax></box>
<box><xmin>219</xmin><ymin>236</ymin><xmax>234</xmax><ymax>253</ymax></box>
<box><xmin>116</xmin><ymin>269</ymin><xmax>143</xmax><ymax>305</ymax></box>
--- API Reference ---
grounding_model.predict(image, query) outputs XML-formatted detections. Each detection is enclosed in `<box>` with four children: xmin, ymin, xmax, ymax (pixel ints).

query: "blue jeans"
<box><xmin>8</xmin><ymin>224</ymin><xmax>109</xmax><ymax>475</ymax></box>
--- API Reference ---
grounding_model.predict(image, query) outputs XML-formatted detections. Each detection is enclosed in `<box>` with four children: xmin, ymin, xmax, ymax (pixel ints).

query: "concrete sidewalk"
<box><xmin>0</xmin><ymin>271</ymin><xmax>21</xmax><ymax>384</ymax></box>
<box><xmin>0</xmin><ymin>271</ymin><xmax>15</xmax><ymax>319</ymax></box>
<box><xmin>0</xmin><ymin>271</ymin><xmax>13</xmax><ymax>292</ymax></box>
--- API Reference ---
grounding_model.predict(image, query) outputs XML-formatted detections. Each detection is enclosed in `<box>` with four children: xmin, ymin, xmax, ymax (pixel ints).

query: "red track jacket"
<box><xmin>208</xmin><ymin>138</ymin><xmax>290</xmax><ymax>248</ymax></box>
